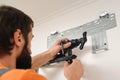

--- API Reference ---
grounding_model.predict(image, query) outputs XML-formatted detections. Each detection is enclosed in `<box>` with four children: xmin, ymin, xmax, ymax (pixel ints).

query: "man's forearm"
<box><xmin>31</xmin><ymin>50</ymin><xmax>53</xmax><ymax>70</ymax></box>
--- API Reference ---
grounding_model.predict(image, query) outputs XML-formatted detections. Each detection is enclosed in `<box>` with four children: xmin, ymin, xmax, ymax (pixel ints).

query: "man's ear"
<box><xmin>14</xmin><ymin>29</ymin><xmax>24</xmax><ymax>46</ymax></box>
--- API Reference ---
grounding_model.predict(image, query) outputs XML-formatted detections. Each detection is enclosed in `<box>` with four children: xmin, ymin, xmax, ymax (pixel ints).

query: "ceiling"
<box><xmin>0</xmin><ymin>0</ymin><xmax>95</xmax><ymax>25</ymax></box>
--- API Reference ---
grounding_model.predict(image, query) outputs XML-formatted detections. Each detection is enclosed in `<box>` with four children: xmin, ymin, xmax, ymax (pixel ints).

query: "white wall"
<box><xmin>31</xmin><ymin>0</ymin><xmax>120</xmax><ymax>80</ymax></box>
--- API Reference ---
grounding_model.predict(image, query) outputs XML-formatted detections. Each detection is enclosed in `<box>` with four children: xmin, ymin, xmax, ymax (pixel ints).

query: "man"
<box><xmin>0</xmin><ymin>5</ymin><xmax>83</xmax><ymax>80</ymax></box>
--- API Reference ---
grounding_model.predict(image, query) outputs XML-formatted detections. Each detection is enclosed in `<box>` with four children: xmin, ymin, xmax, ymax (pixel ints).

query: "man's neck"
<box><xmin>0</xmin><ymin>54</ymin><xmax>16</xmax><ymax>69</ymax></box>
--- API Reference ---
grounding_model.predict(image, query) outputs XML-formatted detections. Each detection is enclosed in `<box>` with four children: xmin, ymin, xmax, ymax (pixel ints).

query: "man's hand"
<box><xmin>48</xmin><ymin>38</ymin><xmax>71</xmax><ymax>60</ymax></box>
<box><xmin>64</xmin><ymin>59</ymin><xmax>83</xmax><ymax>80</ymax></box>
<box><xmin>32</xmin><ymin>38</ymin><xmax>71</xmax><ymax>70</ymax></box>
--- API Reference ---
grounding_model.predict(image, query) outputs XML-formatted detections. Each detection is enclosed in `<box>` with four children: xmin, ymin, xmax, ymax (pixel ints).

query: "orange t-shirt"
<box><xmin>0</xmin><ymin>64</ymin><xmax>47</xmax><ymax>80</ymax></box>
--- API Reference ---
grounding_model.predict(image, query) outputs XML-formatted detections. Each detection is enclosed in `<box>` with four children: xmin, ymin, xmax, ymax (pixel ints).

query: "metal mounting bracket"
<box><xmin>47</xmin><ymin>12</ymin><xmax>117</xmax><ymax>53</ymax></box>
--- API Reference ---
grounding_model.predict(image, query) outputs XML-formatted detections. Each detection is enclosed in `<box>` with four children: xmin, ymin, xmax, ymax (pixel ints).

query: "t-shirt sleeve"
<box><xmin>21</xmin><ymin>69</ymin><xmax>47</xmax><ymax>80</ymax></box>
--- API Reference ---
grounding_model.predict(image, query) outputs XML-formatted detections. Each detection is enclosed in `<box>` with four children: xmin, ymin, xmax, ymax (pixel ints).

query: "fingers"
<box><xmin>61</xmin><ymin>38</ymin><xmax>69</xmax><ymax>41</ymax></box>
<box><xmin>64</xmin><ymin>59</ymin><xmax>81</xmax><ymax>67</ymax></box>
<box><xmin>55</xmin><ymin>38</ymin><xmax>69</xmax><ymax>45</ymax></box>
<box><xmin>72</xmin><ymin>59</ymin><xmax>82</xmax><ymax>66</ymax></box>
<box><xmin>55</xmin><ymin>38</ymin><xmax>71</xmax><ymax>48</ymax></box>
<box><xmin>64</xmin><ymin>59</ymin><xmax>82</xmax><ymax>67</ymax></box>
<box><xmin>63</xmin><ymin>42</ymin><xmax>71</xmax><ymax>48</ymax></box>
<box><xmin>64</xmin><ymin>61</ymin><xmax>69</xmax><ymax>68</ymax></box>
<box><xmin>72</xmin><ymin>59</ymin><xmax>80</xmax><ymax>63</ymax></box>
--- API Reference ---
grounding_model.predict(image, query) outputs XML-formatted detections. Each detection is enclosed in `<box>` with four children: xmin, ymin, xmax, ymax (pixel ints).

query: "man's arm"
<box><xmin>32</xmin><ymin>38</ymin><xmax>71</xmax><ymax>70</ymax></box>
<box><xmin>31</xmin><ymin>38</ymin><xmax>83</xmax><ymax>80</ymax></box>
<box><xmin>32</xmin><ymin>50</ymin><xmax>53</xmax><ymax>70</ymax></box>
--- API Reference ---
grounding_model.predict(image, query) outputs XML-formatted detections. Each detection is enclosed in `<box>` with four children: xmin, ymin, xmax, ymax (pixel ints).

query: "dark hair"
<box><xmin>0</xmin><ymin>5</ymin><xmax>34</xmax><ymax>54</ymax></box>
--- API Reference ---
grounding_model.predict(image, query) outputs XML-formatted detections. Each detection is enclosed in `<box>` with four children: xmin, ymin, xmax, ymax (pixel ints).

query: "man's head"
<box><xmin>0</xmin><ymin>5</ymin><xmax>34</xmax><ymax>69</ymax></box>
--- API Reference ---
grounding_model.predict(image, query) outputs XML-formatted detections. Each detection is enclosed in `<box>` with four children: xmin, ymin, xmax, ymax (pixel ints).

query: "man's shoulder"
<box><xmin>0</xmin><ymin>69</ymin><xmax>46</xmax><ymax>80</ymax></box>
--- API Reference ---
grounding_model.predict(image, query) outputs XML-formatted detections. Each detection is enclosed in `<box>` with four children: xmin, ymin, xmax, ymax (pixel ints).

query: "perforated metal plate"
<box><xmin>47</xmin><ymin>13</ymin><xmax>117</xmax><ymax>53</ymax></box>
